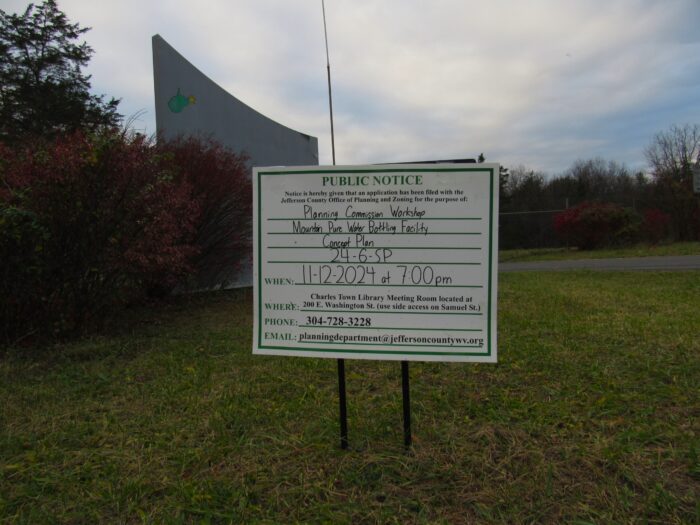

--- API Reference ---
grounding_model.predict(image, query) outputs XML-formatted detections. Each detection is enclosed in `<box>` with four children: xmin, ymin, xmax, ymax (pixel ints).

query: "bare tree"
<box><xmin>645</xmin><ymin>124</ymin><xmax>700</xmax><ymax>179</ymax></box>
<box><xmin>644</xmin><ymin>124</ymin><xmax>700</xmax><ymax>240</ymax></box>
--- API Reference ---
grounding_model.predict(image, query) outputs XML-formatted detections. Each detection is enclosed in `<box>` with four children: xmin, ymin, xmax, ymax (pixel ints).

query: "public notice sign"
<box><xmin>253</xmin><ymin>164</ymin><xmax>499</xmax><ymax>362</ymax></box>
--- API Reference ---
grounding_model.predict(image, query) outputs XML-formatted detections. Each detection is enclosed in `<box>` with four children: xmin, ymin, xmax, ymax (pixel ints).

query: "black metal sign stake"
<box><xmin>337</xmin><ymin>358</ymin><xmax>349</xmax><ymax>449</ymax></box>
<box><xmin>401</xmin><ymin>361</ymin><xmax>412</xmax><ymax>448</ymax></box>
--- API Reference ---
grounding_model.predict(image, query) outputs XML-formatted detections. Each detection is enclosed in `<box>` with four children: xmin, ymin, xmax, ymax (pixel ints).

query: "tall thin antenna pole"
<box><xmin>322</xmin><ymin>0</ymin><xmax>346</xmax><ymax>451</ymax></box>
<box><xmin>322</xmin><ymin>0</ymin><xmax>336</xmax><ymax>165</ymax></box>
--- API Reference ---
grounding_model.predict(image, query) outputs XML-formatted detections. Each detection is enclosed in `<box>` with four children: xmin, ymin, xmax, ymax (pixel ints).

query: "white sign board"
<box><xmin>253</xmin><ymin>164</ymin><xmax>499</xmax><ymax>362</ymax></box>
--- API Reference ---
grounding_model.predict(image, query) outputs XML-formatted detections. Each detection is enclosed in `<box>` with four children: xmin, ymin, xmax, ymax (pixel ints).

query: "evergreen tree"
<box><xmin>0</xmin><ymin>0</ymin><xmax>120</xmax><ymax>142</ymax></box>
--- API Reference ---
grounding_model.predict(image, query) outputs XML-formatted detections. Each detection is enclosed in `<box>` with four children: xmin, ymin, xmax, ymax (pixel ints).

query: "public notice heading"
<box><xmin>252</xmin><ymin>164</ymin><xmax>499</xmax><ymax>362</ymax></box>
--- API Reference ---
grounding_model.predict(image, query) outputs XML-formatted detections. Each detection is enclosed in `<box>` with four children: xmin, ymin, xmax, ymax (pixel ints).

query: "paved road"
<box><xmin>499</xmin><ymin>255</ymin><xmax>700</xmax><ymax>272</ymax></box>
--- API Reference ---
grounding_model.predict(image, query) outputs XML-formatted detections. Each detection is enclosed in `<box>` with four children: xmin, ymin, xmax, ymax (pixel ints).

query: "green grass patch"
<box><xmin>1</xmin><ymin>274</ymin><xmax>699</xmax><ymax>523</ymax></box>
<box><xmin>500</xmin><ymin>241</ymin><xmax>700</xmax><ymax>263</ymax></box>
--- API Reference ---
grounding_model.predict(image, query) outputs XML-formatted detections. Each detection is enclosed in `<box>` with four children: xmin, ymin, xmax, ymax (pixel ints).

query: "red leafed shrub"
<box><xmin>0</xmin><ymin>131</ymin><xmax>199</xmax><ymax>341</ymax></box>
<box><xmin>157</xmin><ymin>136</ymin><xmax>252</xmax><ymax>290</ymax></box>
<box><xmin>642</xmin><ymin>208</ymin><xmax>671</xmax><ymax>244</ymax></box>
<box><xmin>554</xmin><ymin>201</ymin><xmax>641</xmax><ymax>250</ymax></box>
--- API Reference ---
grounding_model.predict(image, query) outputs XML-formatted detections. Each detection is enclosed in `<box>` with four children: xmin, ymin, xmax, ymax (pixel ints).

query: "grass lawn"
<box><xmin>1</xmin><ymin>272</ymin><xmax>699</xmax><ymax>523</ymax></box>
<box><xmin>499</xmin><ymin>241</ymin><xmax>700</xmax><ymax>263</ymax></box>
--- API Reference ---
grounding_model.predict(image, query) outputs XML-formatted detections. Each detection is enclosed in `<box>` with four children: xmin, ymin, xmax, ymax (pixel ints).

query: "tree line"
<box><xmin>497</xmin><ymin>125</ymin><xmax>700</xmax><ymax>249</ymax></box>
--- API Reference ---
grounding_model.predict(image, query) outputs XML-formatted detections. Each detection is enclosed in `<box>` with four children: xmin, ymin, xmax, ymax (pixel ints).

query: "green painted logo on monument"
<box><xmin>168</xmin><ymin>88</ymin><xmax>196</xmax><ymax>113</ymax></box>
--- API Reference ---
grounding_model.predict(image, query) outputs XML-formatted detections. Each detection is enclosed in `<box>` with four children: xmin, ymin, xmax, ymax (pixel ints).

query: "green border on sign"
<box><xmin>256</xmin><ymin>166</ymin><xmax>496</xmax><ymax>359</ymax></box>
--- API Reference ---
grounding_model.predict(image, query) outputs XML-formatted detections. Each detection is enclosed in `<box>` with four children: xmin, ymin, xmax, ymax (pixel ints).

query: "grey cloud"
<box><xmin>1</xmin><ymin>0</ymin><xmax>698</xmax><ymax>170</ymax></box>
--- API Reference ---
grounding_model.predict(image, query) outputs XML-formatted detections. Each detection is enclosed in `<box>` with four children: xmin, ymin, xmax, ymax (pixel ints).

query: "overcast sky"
<box><xmin>4</xmin><ymin>0</ymin><xmax>700</xmax><ymax>173</ymax></box>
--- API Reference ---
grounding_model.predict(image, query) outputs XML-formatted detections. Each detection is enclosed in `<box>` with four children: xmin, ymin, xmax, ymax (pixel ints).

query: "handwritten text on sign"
<box><xmin>253</xmin><ymin>164</ymin><xmax>499</xmax><ymax>362</ymax></box>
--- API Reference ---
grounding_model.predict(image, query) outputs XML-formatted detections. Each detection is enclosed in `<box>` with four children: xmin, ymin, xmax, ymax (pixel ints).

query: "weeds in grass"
<box><xmin>1</xmin><ymin>274</ymin><xmax>699</xmax><ymax>523</ymax></box>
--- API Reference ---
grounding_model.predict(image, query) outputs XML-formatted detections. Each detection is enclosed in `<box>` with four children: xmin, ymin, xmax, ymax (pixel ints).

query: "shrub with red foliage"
<box><xmin>553</xmin><ymin>201</ymin><xmax>641</xmax><ymax>250</ymax></box>
<box><xmin>0</xmin><ymin>131</ymin><xmax>199</xmax><ymax>341</ymax></box>
<box><xmin>157</xmin><ymin>136</ymin><xmax>252</xmax><ymax>290</ymax></box>
<box><xmin>642</xmin><ymin>208</ymin><xmax>672</xmax><ymax>244</ymax></box>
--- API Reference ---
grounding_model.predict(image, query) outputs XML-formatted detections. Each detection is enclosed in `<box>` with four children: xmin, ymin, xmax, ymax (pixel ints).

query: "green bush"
<box><xmin>0</xmin><ymin>205</ymin><xmax>49</xmax><ymax>341</ymax></box>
